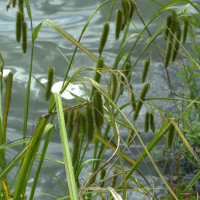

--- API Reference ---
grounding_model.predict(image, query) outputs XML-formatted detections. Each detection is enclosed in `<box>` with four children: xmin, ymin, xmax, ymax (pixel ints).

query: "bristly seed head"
<box><xmin>98</xmin><ymin>22</ymin><xmax>110</xmax><ymax>54</ymax></box>
<box><xmin>115</xmin><ymin>9</ymin><xmax>122</xmax><ymax>40</ymax></box>
<box><xmin>45</xmin><ymin>65</ymin><xmax>55</xmax><ymax>101</ymax></box>
<box><xmin>167</xmin><ymin>125</ymin><xmax>175</xmax><ymax>148</ymax></box>
<box><xmin>16</xmin><ymin>11</ymin><xmax>22</xmax><ymax>43</ymax></box>
<box><xmin>141</xmin><ymin>57</ymin><xmax>150</xmax><ymax>83</ymax></box>
<box><xmin>22</xmin><ymin>21</ymin><xmax>27</xmax><ymax>54</ymax></box>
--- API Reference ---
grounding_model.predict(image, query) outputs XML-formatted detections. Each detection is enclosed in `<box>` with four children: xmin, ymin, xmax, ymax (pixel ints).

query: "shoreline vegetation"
<box><xmin>0</xmin><ymin>0</ymin><xmax>200</xmax><ymax>199</ymax></box>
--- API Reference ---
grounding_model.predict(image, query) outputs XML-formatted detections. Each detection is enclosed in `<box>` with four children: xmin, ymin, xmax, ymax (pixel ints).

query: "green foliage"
<box><xmin>1</xmin><ymin>1</ymin><xmax>200</xmax><ymax>200</ymax></box>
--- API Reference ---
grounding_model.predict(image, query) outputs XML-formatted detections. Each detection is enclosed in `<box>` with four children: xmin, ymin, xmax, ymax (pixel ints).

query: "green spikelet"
<box><xmin>111</xmin><ymin>168</ymin><xmax>118</xmax><ymax>188</ymax></box>
<box><xmin>68</xmin><ymin>109</ymin><xmax>74</xmax><ymax>139</ymax></box>
<box><xmin>109</xmin><ymin>73</ymin><xmax>118</xmax><ymax>101</ymax></box>
<box><xmin>45</xmin><ymin>65</ymin><xmax>55</xmax><ymax>101</ymax></box>
<box><xmin>144</xmin><ymin>111</ymin><xmax>150</xmax><ymax>133</ymax></box>
<box><xmin>167</xmin><ymin>125</ymin><xmax>175</xmax><ymax>148</ymax></box>
<box><xmin>172</xmin><ymin>26</ymin><xmax>182</xmax><ymax>62</ymax></box>
<box><xmin>71</xmin><ymin>131</ymin><xmax>81</xmax><ymax>167</ymax></box>
<box><xmin>98</xmin><ymin>22</ymin><xmax>110</xmax><ymax>54</ymax></box>
<box><xmin>12</xmin><ymin>0</ymin><xmax>17</xmax><ymax>7</ymax></box>
<box><xmin>130</xmin><ymin>85</ymin><xmax>136</xmax><ymax>111</ymax></box>
<box><xmin>164</xmin><ymin>14</ymin><xmax>172</xmax><ymax>40</ymax></box>
<box><xmin>126</xmin><ymin>130</ymin><xmax>135</xmax><ymax>145</ymax></box>
<box><xmin>100</xmin><ymin>168</ymin><xmax>106</xmax><ymax>187</ymax></box>
<box><xmin>80</xmin><ymin>111</ymin><xmax>87</xmax><ymax>136</ymax></box>
<box><xmin>91</xmin><ymin>57</ymin><xmax>104</xmax><ymax>96</ymax></box>
<box><xmin>16</xmin><ymin>11</ymin><xmax>22</xmax><ymax>43</ymax></box>
<box><xmin>182</xmin><ymin>20</ymin><xmax>188</xmax><ymax>44</ymax></box>
<box><xmin>141</xmin><ymin>57</ymin><xmax>150</xmax><ymax>83</ymax></box>
<box><xmin>121</xmin><ymin>0</ymin><xmax>129</xmax><ymax>25</ymax></box>
<box><xmin>129</xmin><ymin>0</ymin><xmax>135</xmax><ymax>20</ymax></box>
<box><xmin>64</xmin><ymin>111</ymin><xmax>68</xmax><ymax>126</ymax></box>
<box><xmin>93</xmin><ymin>90</ymin><xmax>104</xmax><ymax>131</ymax></box>
<box><xmin>73</xmin><ymin>108</ymin><xmax>80</xmax><ymax>123</ymax></box>
<box><xmin>133</xmin><ymin>83</ymin><xmax>150</xmax><ymax>121</ymax></box>
<box><xmin>22</xmin><ymin>21</ymin><xmax>27</xmax><ymax>54</ymax></box>
<box><xmin>150</xmin><ymin>112</ymin><xmax>155</xmax><ymax>132</ymax></box>
<box><xmin>115</xmin><ymin>9</ymin><xmax>122</xmax><ymax>40</ymax></box>
<box><xmin>86</xmin><ymin>104</ymin><xmax>94</xmax><ymax>143</ymax></box>
<box><xmin>164</xmin><ymin>11</ymin><xmax>178</xmax><ymax>68</ymax></box>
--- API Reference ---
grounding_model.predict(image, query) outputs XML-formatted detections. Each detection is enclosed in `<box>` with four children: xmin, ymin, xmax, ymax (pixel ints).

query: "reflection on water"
<box><xmin>51</xmin><ymin>81</ymin><xmax>82</xmax><ymax>99</ymax></box>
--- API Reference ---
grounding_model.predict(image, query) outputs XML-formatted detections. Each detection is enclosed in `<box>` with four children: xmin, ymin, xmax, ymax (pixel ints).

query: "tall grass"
<box><xmin>0</xmin><ymin>0</ymin><xmax>200</xmax><ymax>199</ymax></box>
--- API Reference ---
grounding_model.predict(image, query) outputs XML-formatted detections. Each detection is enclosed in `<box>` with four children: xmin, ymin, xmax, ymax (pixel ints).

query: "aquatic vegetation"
<box><xmin>0</xmin><ymin>1</ymin><xmax>200</xmax><ymax>200</ymax></box>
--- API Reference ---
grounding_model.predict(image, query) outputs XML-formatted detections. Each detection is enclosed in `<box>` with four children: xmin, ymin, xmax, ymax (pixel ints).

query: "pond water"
<box><xmin>0</xmin><ymin>0</ymin><xmax>199</xmax><ymax>199</ymax></box>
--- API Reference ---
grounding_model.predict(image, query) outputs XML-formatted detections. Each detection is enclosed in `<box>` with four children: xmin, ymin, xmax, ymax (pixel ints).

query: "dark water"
<box><xmin>0</xmin><ymin>0</ymin><xmax>199</xmax><ymax>199</ymax></box>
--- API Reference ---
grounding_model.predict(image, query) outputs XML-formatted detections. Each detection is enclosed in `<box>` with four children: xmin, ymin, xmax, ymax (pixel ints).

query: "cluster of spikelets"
<box><xmin>144</xmin><ymin>111</ymin><xmax>155</xmax><ymax>133</ymax></box>
<box><xmin>13</xmin><ymin>0</ymin><xmax>28</xmax><ymax>54</ymax></box>
<box><xmin>164</xmin><ymin>11</ymin><xmax>189</xmax><ymax>68</ymax></box>
<box><xmin>63</xmin><ymin>91</ymin><xmax>104</xmax><ymax>167</ymax></box>
<box><xmin>98</xmin><ymin>0</ymin><xmax>135</xmax><ymax>55</ymax></box>
<box><xmin>10</xmin><ymin>0</ymin><xmax>28</xmax><ymax>54</ymax></box>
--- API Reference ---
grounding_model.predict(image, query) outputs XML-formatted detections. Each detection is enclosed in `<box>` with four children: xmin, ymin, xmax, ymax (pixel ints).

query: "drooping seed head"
<box><xmin>130</xmin><ymin>85</ymin><xmax>136</xmax><ymax>111</ymax></box>
<box><xmin>16</xmin><ymin>11</ymin><xmax>22</xmax><ymax>43</ymax></box>
<box><xmin>22</xmin><ymin>21</ymin><xmax>27</xmax><ymax>54</ymax></box>
<box><xmin>98</xmin><ymin>22</ymin><xmax>110</xmax><ymax>54</ymax></box>
<box><xmin>80</xmin><ymin>111</ymin><xmax>87</xmax><ymax>135</ymax></box>
<box><xmin>172</xmin><ymin>25</ymin><xmax>182</xmax><ymax>62</ymax></box>
<box><xmin>167</xmin><ymin>125</ymin><xmax>175</xmax><ymax>148</ymax></box>
<box><xmin>115</xmin><ymin>9</ymin><xmax>123</xmax><ymax>40</ymax></box>
<box><xmin>109</xmin><ymin>73</ymin><xmax>118</xmax><ymax>101</ymax></box>
<box><xmin>121</xmin><ymin>0</ymin><xmax>129</xmax><ymax>25</ymax></box>
<box><xmin>164</xmin><ymin>14</ymin><xmax>172</xmax><ymax>40</ymax></box>
<box><xmin>141</xmin><ymin>57</ymin><xmax>150</xmax><ymax>83</ymax></box>
<box><xmin>86</xmin><ymin>104</ymin><xmax>95</xmax><ymax>143</ymax></box>
<box><xmin>150</xmin><ymin>112</ymin><xmax>155</xmax><ymax>132</ymax></box>
<box><xmin>64</xmin><ymin>111</ymin><xmax>68</xmax><ymax>126</ymax></box>
<box><xmin>71</xmin><ymin>130</ymin><xmax>81</xmax><ymax>167</ymax></box>
<box><xmin>68</xmin><ymin>109</ymin><xmax>74</xmax><ymax>139</ymax></box>
<box><xmin>45</xmin><ymin>65</ymin><xmax>55</xmax><ymax>101</ymax></box>
<box><xmin>182</xmin><ymin>19</ymin><xmax>188</xmax><ymax>44</ymax></box>
<box><xmin>164</xmin><ymin>11</ymin><xmax>178</xmax><ymax>68</ymax></box>
<box><xmin>12</xmin><ymin>0</ymin><xmax>17</xmax><ymax>7</ymax></box>
<box><xmin>91</xmin><ymin>57</ymin><xmax>104</xmax><ymax>96</ymax></box>
<box><xmin>144</xmin><ymin>111</ymin><xmax>150</xmax><ymax>133</ymax></box>
<box><xmin>93</xmin><ymin>90</ymin><xmax>104</xmax><ymax>131</ymax></box>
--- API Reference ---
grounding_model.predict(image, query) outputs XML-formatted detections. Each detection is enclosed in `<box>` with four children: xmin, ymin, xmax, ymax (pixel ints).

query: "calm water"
<box><xmin>0</xmin><ymin>0</ymin><xmax>199</xmax><ymax>199</ymax></box>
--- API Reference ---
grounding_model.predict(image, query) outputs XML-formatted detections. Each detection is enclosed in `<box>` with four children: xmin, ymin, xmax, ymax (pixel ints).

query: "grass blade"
<box><xmin>54</xmin><ymin>93</ymin><xmax>78</xmax><ymax>200</ymax></box>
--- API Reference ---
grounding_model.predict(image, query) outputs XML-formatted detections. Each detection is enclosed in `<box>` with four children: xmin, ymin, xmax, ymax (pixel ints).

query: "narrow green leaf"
<box><xmin>54</xmin><ymin>93</ymin><xmax>78</xmax><ymax>200</ymax></box>
<box><xmin>29</xmin><ymin>124</ymin><xmax>55</xmax><ymax>200</ymax></box>
<box><xmin>24</xmin><ymin>0</ymin><xmax>32</xmax><ymax>21</ymax></box>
